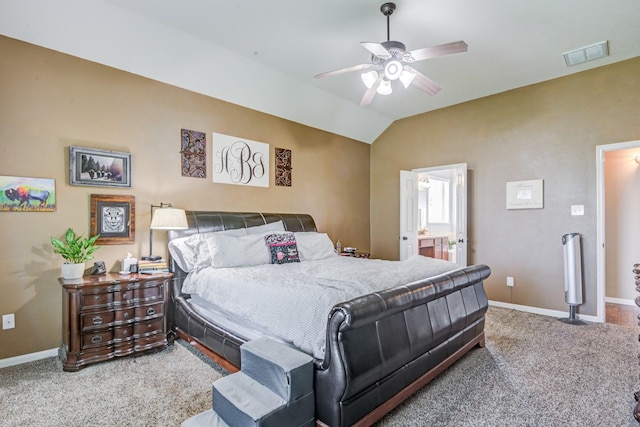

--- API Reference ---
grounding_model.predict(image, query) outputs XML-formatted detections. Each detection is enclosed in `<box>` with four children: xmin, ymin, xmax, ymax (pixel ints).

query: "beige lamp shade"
<box><xmin>150</xmin><ymin>207</ymin><xmax>188</xmax><ymax>230</ymax></box>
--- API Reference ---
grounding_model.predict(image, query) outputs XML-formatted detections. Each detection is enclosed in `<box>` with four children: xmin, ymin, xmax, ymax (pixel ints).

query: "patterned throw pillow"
<box><xmin>264</xmin><ymin>232</ymin><xmax>300</xmax><ymax>264</ymax></box>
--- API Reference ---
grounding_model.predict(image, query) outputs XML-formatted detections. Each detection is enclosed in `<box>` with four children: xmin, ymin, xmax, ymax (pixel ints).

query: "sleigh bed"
<box><xmin>167</xmin><ymin>211</ymin><xmax>490</xmax><ymax>427</ymax></box>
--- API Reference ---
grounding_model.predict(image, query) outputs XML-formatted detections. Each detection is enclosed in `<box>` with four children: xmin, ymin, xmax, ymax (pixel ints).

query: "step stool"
<box><xmin>182</xmin><ymin>337</ymin><xmax>314</xmax><ymax>427</ymax></box>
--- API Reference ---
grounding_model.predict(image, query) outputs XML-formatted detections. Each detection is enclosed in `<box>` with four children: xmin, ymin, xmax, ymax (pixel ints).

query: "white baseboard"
<box><xmin>489</xmin><ymin>300</ymin><xmax>599</xmax><ymax>323</ymax></box>
<box><xmin>605</xmin><ymin>296</ymin><xmax>636</xmax><ymax>306</ymax></box>
<box><xmin>0</xmin><ymin>348</ymin><xmax>58</xmax><ymax>369</ymax></box>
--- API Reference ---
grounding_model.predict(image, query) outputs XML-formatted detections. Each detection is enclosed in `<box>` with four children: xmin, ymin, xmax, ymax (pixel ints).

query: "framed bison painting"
<box><xmin>90</xmin><ymin>194</ymin><xmax>135</xmax><ymax>244</ymax></box>
<box><xmin>0</xmin><ymin>176</ymin><xmax>56</xmax><ymax>212</ymax></box>
<box><xmin>69</xmin><ymin>146</ymin><xmax>132</xmax><ymax>188</ymax></box>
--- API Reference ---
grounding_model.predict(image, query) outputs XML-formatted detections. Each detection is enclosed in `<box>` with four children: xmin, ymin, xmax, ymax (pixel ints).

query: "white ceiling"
<box><xmin>2</xmin><ymin>0</ymin><xmax>639</xmax><ymax>143</ymax></box>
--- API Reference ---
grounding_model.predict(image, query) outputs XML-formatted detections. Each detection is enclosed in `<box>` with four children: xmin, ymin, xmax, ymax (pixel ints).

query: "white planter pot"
<box><xmin>61</xmin><ymin>262</ymin><xmax>85</xmax><ymax>280</ymax></box>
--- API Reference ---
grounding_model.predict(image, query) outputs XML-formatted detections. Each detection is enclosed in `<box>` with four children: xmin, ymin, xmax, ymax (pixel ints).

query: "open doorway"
<box><xmin>400</xmin><ymin>163</ymin><xmax>468</xmax><ymax>267</ymax></box>
<box><xmin>596</xmin><ymin>140</ymin><xmax>640</xmax><ymax>323</ymax></box>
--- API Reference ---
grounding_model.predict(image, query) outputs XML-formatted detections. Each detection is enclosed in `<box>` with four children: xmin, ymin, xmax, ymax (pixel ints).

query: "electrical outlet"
<box><xmin>506</xmin><ymin>276</ymin><xmax>515</xmax><ymax>287</ymax></box>
<box><xmin>2</xmin><ymin>313</ymin><xmax>15</xmax><ymax>330</ymax></box>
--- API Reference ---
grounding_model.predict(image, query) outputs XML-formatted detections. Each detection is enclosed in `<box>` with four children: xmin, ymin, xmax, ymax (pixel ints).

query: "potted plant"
<box><xmin>51</xmin><ymin>228</ymin><xmax>100</xmax><ymax>279</ymax></box>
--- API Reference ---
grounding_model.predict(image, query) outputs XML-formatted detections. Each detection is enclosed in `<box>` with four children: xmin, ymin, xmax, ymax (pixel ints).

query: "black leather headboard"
<box><xmin>167</xmin><ymin>211</ymin><xmax>317</xmax><ymax>278</ymax></box>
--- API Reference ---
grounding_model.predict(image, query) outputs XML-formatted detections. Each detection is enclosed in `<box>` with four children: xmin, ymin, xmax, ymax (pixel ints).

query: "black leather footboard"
<box><xmin>314</xmin><ymin>264</ymin><xmax>491</xmax><ymax>427</ymax></box>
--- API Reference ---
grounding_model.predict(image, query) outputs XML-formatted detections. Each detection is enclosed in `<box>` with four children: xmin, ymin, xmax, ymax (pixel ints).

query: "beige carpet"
<box><xmin>1</xmin><ymin>307</ymin><xmax>639</xmax><ymax>426</ymax></box>
<box><xmin>0</xmin><ymin>342</ymin><xmax>225</xmax><ymax>426</ymax></box>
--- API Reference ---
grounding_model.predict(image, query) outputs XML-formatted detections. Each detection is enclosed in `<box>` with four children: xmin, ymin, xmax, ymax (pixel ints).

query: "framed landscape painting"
<box><xmin>69</xmin><ymin>146</ymin><xmax>132</xmax><ymax>188</ymax></box>
<box><xmin>0</xmin><ymin>176</ymin><xmax>56</xmax><ymax>212</ymax></box>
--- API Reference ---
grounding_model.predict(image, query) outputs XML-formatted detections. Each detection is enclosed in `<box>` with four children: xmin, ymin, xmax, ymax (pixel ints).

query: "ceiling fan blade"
<box><xmin>314</xmin><ymin>63</ymin><xmax>374</xmax><ymax>79</ymax></box>
<box><xmin>361</xmin><ymin>42</ymin><xmax>392</xmax><ymax>59</ymax></box>
<box><xmin>405</xmin><ymin>40</ymin><xmax>468</xmax><ymax>62</ymax></box>
<box><xmin>359</xmin><ymin>73</ymin><xmax>383</xmax><ymax>106</ymax></box>
<box><xmin>404</xmin><ymin>65</ymin><xmax>442</xmax><ymax>96</ymax></box>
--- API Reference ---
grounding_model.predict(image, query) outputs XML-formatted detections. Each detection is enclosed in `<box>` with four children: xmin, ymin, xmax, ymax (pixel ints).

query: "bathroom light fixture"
<box><xmin>418</xmin><ymin>176</ymin><xmax>431</xmax><ymax>190</ymax></box>
<box><xmin>143</xmin><ymin>203</ymin><xmax>188</xmax><ymax>261</ymax></box>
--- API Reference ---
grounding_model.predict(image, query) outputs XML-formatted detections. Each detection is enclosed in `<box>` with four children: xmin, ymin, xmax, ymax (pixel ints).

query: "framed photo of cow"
<box><xmin>69</xmin><ymin>146</ymin><xmax>132</xmax><ymax>188</ymax></box>
<box><xmin>0</xmin><ymin>176</ymin><xmax>56</xmax><ymax>212</ymax></box>
<box><xmin>90</xmin><ymin>194</ymin><xmax>135</xmax><ymax>244</ymax></box>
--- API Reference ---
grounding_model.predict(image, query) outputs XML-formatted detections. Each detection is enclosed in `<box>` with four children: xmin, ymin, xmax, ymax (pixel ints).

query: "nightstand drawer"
<box><xmin>81</xmin><ymin>311</ymin><xmax>115</xmax><ymax>330</ymax></box>
<box><xmin>135</xmin><ymin>302</ymin><xmax>163</xmax><ymax>319</ymax></box>
<box><xmin>81</xmin><ymin>292</ymin><xmax>113</xmax><ymax>308</ymax></box>
<box><xmin>115</xmin><ymin>308</ymin><xmax>135</xmax><ymax>323</ymax></box>
<box><xmin>81</xmin><ymin>330</ymin><xmax>113</xmax><ymax>349</ymax></box>
<box><xmin>135</xmin><ymin>334</ymin><xmax>166</xmax><ymax>351</ymax></box>
<box><xmin>134</xmin><ymin>319</ymin><xmax>163</xmax><ymax>336</ymax></box>
<box><xmin>114</xmin><ymin>326</ymin><xmax>134</xmax><ymax>341</ymax></box>
<box><xmin>113</xmin><ymin>289</ymin><xmax>134</xmax><ymax>303</ymax></box>
<box><xmin>135</xmin><ymin>284</ymin><xmax>163</xmax><ymax>301</ymax></box>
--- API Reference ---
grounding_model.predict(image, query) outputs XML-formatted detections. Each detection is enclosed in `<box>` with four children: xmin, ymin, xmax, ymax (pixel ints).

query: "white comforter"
<box><xmin>182</xmin><ymin>255</ymin><xmax>459</xmax><ymax>360</ymax></box>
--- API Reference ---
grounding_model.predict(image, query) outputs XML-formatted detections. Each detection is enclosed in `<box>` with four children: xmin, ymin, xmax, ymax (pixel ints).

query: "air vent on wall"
<box><xmin>563</xmin><ymin>41</ymin><xmax>609</xmax><ymax>66</ymax></box>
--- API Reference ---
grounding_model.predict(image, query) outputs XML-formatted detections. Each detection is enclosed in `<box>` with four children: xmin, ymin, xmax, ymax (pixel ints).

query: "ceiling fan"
<box><xmin>314</xmin><ymin>2</ymin><xmax>468</xmax><ymax>106</ymax></box>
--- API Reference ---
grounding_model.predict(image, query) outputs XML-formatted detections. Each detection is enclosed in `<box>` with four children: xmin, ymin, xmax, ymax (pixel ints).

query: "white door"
<box><xmin>399</xmin><ymin>170</ymin><xmax>419</xmax><ymax>260</ymax></box>
<box><xmin>453</xmin><ymin>164</ymin><xmax>468</xmax><ymax>266</ymax></box>
<box><xmin>407</xmin><ymin>163</ymin><xmax>468</xmax><ymax>267</ymax></box>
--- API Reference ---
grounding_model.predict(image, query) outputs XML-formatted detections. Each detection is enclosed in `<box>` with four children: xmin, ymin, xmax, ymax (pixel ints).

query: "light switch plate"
<box><xmin>571</xmin><ymin>205</ymin><xmax>584</xmax><ymax>216</ymax></box>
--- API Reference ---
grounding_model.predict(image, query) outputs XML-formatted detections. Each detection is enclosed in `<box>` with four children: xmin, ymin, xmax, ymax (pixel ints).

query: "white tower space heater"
<box><xmin>559</xmin><ymin>233</ymin><xmax>587</xmax><ymax>325</ymax></box>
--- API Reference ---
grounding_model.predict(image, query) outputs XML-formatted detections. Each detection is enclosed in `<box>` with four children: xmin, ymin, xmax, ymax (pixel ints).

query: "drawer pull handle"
<box><xmin>123</xmin><ymin>312</ymin><xmax>129</xmax><ymax>318</ymax></box>
<box><xmin>94</xmin><ymin>295</ymin><xmax>100</xmax><ymax>300</ymax></box>
<box><xmin>91</xmin><ymin>335</ymin><xmax>102</xmax><ymax>344</ymax></box>
<box><xmin>146</xmin><ymin>308</ymin><xmax>156</xmax><ymax>316</ymax></box>
<box><xmin>123</xmin><ymin>330</ymin><xmax>129</xmax><ymax>336</ymax></box>
<box><xmin>92</xmin><ymin>316</ymin><xmax>103</xmax><ymax>325</ymax></box>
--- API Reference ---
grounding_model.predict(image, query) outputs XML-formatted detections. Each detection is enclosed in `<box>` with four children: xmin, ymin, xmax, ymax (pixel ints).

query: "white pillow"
<box><xmin>197</xmin><ymin>233</ymin><xmax>270</xmax><ymax>269</ymax></box>
<box><xmin>246</xmin><ymin>220</ymin><xmax>285</xmax><ymax>235</ymax></box>
<box><xmin>168</xmin><ymin>228</ymin><xmax>247</xmax><ymax>272</ymax></box>
<box><xmin>294</xmin><ymin>232</ymin><xmax>338</xmax><ymax>261</ymax></box>
<box><xmin>168</xmin><ymin>221</ymin><xmax>284</xmax><ymax>271</ymax></box>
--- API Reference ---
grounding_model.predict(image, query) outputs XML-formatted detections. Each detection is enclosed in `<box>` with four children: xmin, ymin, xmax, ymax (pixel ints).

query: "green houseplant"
<box><xmin>51</xmin><ymin>228</ymin><xmax>100</xmax><ymax>279</ymax></box>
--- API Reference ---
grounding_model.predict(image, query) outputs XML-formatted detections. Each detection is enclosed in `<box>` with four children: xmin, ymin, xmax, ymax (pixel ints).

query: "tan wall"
<box><xmin>605</xmin><ymin>147</ymin><xmax>640</xmax><ymax>301</ymax></box>
<box><xmin>0</xmin><ymin>36</ymin><xmax>370</xmax><ymax>359</ymax></box>
<box><xmin>371</xmin><ymin>57</ymin><xmax>640</xmax><ymax>315</ymax></box>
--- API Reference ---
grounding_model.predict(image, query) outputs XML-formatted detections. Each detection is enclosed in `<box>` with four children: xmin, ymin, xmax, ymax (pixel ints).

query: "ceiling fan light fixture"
<box><xmin>314</xmin><ymin>2</ymin><xmax>466</xmax><ymax>106</ymax></box>
<box><xmin>384</xmin><ymin>59</ymin><xmax>403</xmax><ymax>80</ymax></box>
<box><xmin>399</xmin><ymin>70</ymin><xmax>415</xmax><ymax>88</ymax></box>
<box><xmin>361</xmin><ymin>70</ymin><xmax>379</xmax><ymax>89</ymax></box>
<box><xmin>377</xmin><ymin>79</ymin><xmax>393</xmax><ymax>95</ymax></box>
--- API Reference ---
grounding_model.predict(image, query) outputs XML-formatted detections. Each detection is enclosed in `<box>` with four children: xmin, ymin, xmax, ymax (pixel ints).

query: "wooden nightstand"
<box><xmin>58</xmin><ymin>272</ymin><xmax>172</xmax><ymax>371</ymax></box>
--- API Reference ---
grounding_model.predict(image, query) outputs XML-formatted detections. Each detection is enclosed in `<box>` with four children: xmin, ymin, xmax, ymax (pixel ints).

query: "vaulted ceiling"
<box><xmin>2</xmin><ymin>0</ymin><xmax>639</xmax><ymax>143</ymax></box>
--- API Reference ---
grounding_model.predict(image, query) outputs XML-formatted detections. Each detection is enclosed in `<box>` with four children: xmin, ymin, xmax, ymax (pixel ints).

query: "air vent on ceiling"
<box><xmin>563</xmin><ymin>41</ymin><xmax>609</xmax><ymax>66</ymax></box>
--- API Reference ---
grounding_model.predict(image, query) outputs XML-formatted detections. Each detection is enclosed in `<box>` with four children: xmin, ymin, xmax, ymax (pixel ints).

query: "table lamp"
<box><xmin>143</xmin><ymin>203</ymin><xmax>188</xmax><ymax>261</ymax></box>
